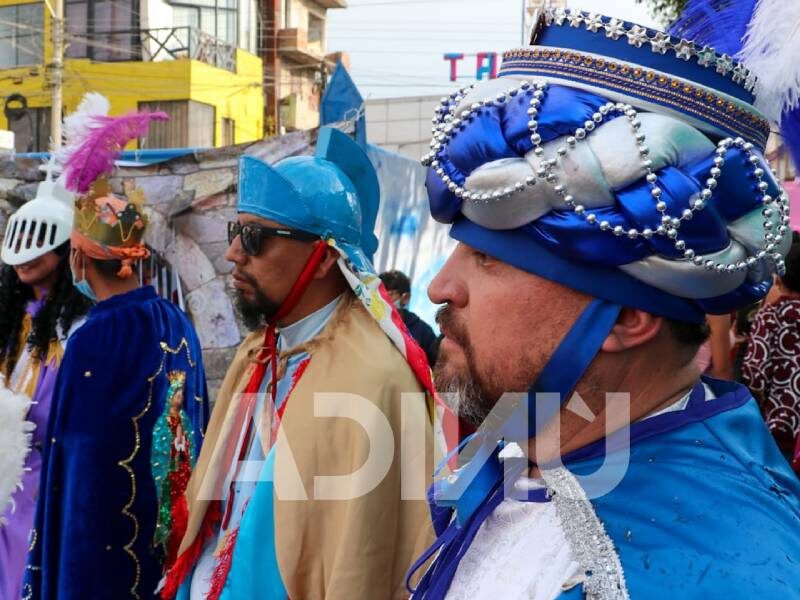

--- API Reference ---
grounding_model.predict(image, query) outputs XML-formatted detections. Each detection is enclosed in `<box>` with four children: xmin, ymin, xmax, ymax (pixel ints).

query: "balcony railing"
<box><xmin>67</xmin><ymin>27</ymin><xmax>237</xmax><ymax>73</ymax></box>
<box><xmin>142</xmin><ymin>27</ymin><xmax>237</xmax><ymax>72</ymax></box>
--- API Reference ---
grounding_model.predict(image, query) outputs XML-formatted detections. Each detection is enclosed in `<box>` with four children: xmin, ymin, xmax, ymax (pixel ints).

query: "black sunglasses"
<box><xmin>227</xmin><ymin>221</ymin><xmax>319</xmax><ymax>256</ymax></box>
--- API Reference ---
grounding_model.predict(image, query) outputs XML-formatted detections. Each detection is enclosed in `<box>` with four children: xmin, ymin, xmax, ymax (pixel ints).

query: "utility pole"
<box><xmin>521</xmin><ymin>0</ymin><xmax>528</xmax><ymax>46</ymax></box>
<box><xmin>49</xmin><ymin>0</ymin><xmax>64</xmax><ymax>149</ymax></box>
<box><xmin>260</xmin><ymin>0</ymin><xmax>280</xmax><ymax>138</ymax></box>
<box><xmin>522</xmin><ymin>0</ymin><xmax>555</xmax><ymax>45</ymax></box>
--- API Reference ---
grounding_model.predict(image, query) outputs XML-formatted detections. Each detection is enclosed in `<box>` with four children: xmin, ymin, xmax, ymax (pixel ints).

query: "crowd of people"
<box><xmin>741</xmin><ymin>234</ymin><xmax>800</xmax><ymax>468</ymax></box>
<box><xmin>1</xmin><ymin>3</ymin><xmax>800</xmax><ymax>600</ymax></box>
<box><xmin>686</xmin><ymin>232</ymin><xmax>800</xmax><ymax>470</ymax></box>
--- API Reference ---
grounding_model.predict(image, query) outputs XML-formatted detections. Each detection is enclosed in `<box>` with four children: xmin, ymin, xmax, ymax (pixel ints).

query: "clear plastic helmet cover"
<box><xmin>1</xmin><ymin>179</ymin><xmax>74</xmax><ymax>266</ymax></box>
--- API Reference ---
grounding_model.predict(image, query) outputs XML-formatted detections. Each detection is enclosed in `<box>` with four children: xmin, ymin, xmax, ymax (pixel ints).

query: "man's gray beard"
<box><xmin>435</xmin><ymin>370</ymin><xmax>492</xmax><ymax>428</ymax></box>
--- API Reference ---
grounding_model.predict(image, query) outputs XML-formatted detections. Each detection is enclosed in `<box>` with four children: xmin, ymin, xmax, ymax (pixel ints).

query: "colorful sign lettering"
<box><xmin>443</xmin><ymin>52</ymin><xmax>500</xmax><ymax>82</ymax></box>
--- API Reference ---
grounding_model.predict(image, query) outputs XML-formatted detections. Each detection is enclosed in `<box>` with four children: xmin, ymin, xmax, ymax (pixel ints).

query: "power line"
<box><xmin>351</xmin><ymin>82</ymin><xmax>459</xmax><ymax>88</ymax></box>
<box><xmin>328</xmin><ymin>48</ymin><xmax>504</xmax><ymax>54</ymax></box>
<box><xmin>330</xmin><ymin>25</ymin><xmax>517</xmax><ymax>31</ymax></box>
<box><xmin>348</xmin><ymin>0</ymin><xmax>495</xmax><ymax>6</ymax></box>
<box><xmin>326</xmin><ymin>35</ymin><xmax>514</xmax><ymax>41</ymax></box>
<box><xmin>65</xmin><ymin>72</ymin><xmax>259</xmax><ymax>93</ymax></box>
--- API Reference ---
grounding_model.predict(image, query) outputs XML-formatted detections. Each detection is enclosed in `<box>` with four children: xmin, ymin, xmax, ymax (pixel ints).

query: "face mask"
<box><xmin>71</xmin><ymin>253</ymin><xmax>97</xmax><ymax>303</ymax></box>
<box><xmin>394</xmin><ymin>299</ymin><xmax>406</xmax><ymax>310</ymax></box>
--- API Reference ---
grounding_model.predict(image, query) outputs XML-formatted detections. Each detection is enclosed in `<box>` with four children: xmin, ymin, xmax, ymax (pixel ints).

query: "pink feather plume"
<box><xmin>63</xmin><ymin>111</ymin><xmax>169</xmax><ymax>194</ymax></box>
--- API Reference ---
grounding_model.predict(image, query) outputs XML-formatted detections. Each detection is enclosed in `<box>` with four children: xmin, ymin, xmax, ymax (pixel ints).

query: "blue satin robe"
<box><xmin>23</xmin><ymin>286</ymin><xmax>209</xmax><ymax>600</ymax></box>
<box><xmin>558</xmin><ymin>379</ymin><xmax>800</xmax><ymax>597</ymax></box>
<box><xmin>418</xmin><ymin>378</ymin><xmax>800</xmax><ymax>599</ymax></box>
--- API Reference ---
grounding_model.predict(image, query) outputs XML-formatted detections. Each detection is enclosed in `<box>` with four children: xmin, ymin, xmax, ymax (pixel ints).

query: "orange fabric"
<box><xmin>71</xmin><ymin>230</ymin><xmax>150</xmax><ymax>279</ymax></box>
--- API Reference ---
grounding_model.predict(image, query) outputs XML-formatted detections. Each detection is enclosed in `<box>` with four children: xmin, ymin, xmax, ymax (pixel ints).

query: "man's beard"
<box><xmin>434</xmin><ymin>305</ymin><xmax>498</xmax><ymax>427</ymax></box>
<box><xmin>234</xmin><ymin>271</ymin><xmax>281</xmax><ymax>330</ymax></box>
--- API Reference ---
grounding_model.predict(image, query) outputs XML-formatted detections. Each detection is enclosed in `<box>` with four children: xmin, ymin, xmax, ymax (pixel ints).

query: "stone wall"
<box><xmin>0</xmin><ymin>129</ymin><xmax>319</xmax><ymax>400</ymax></box>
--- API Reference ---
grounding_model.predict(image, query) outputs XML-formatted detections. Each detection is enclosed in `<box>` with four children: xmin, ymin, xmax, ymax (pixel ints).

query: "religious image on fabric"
<box><xmin>20</xmin><ymin>95</ymin><xmax>210</xmax><ymax>600</ymax></box>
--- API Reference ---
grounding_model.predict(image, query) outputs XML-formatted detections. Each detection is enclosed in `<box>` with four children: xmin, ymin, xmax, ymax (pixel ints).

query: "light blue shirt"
<box><xmin>190</xmin><ymin>295</ymin><xmax>342</xmax><ymax>600</ymax></box>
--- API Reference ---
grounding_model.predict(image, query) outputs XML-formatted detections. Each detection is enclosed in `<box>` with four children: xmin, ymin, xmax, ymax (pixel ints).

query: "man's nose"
<box><xmin>429</xmin><ymin>246</ymin><xmax>468</xmax><ymax>307</ymax></box>
<box><xmin>225</xmin><ymin>234</ymin><xmax>247</xmax><ymax>265</ymax></box>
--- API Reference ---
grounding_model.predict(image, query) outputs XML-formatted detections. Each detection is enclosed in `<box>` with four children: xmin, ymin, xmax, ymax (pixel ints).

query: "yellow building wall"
<box><xmin>189</xmin><ymin>50</ymin><xmax>264</xmax><ymax>144</ymax></box>
<box><xmin>0</xmin><ymin>0</ymin><xmax>264</xmax><ymax>147</ymax></box>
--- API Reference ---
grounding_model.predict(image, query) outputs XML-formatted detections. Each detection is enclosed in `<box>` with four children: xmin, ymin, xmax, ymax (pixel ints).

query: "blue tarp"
<box><xmin>16</xmin><ymin>148</ymin><xmax>202</xmax><ymax>166</ymax></box>
<box><xmin>368</xmin><ymin>144</ymin><xmax>454</xmax><ymax>332</ymax></box>
<box><xmin>321</xmin><ymin>62</ymin><xmax>367</xmax><ymax>148</ymax></box>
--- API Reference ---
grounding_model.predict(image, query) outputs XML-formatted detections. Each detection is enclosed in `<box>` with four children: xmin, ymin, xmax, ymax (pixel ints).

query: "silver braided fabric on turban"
<box><xmin>424</xmin><ymin>78</ymin><xmax>791</xmax><ymax>320</ymax></box>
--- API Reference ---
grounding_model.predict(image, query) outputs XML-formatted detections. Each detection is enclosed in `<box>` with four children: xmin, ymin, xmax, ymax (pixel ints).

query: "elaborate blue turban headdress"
<box><xmin>411</xmin><ymin>6</ymin><xmax>798</xmax><ymax>555</ymax></box>
<box><xmin>409</xmin><ymin>6</ymin><xmax>800</xmax><ymax>598</ymax></box>
<box><xmin>424</xmin><ymin>9</ymin><xmax>792</xmax><ymax>326</ymax></box>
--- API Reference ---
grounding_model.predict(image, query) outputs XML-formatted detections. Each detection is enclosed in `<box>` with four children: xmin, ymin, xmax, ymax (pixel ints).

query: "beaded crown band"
<box><xmin>499</xmin><ymin>48</ymin><xmax>770</xmax><ymax>148</ymax></box>
<box><xmin>536</xmin><ymin>8</ymin><xmax>756</xmax><ymax>95</ymax></box>
<box><xmin>498</xmin><ymin>8</ymin><xmax>770</xmax><ymax>150</ymax></box>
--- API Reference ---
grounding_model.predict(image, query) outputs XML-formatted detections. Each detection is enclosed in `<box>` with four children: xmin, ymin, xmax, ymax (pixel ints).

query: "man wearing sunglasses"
<box><xmin>162</xmin><ymin>128</ymin><xmax>435</xmax><ymax>600</ymax></box>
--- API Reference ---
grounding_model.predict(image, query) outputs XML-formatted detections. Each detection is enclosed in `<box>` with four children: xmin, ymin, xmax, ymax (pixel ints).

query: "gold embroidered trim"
<box><xmin>500</xmin><ymin>49</ymin><xmax>771</xmax><ymax>146</ymax></box>
<box><xmin>538</xmin><ymin>8</ymin><xmax>755</xmax><ymax>93</ymax></box>
<box><xmin>73</xmin><ymin>179</ymin><xmax>148</xmax><ymax>247</ymax></box>
<box><xmin>118</xmin><ymin>337</ymin><xmax>196</xmax><ymax>599</ymax></box>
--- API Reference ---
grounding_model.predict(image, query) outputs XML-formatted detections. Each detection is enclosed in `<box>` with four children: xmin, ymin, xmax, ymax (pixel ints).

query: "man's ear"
<box><xmin>70</xmin><ymin>247</ymin><xmax>84</xmax><ymax>272</ymax></box>
<box><xmin>82</xmin><ymin>254</ymin><xmax>98</xmax><ymax>280</ymax></box>
<box><xmin>601</xmin><ymin>308</ymin><xmax>663</xmax><ymax>353</ymax></box>
<box><xmin>314</xmin><ymin>246</ymin><xmax>340</xmax><ymax>279</ymax></box>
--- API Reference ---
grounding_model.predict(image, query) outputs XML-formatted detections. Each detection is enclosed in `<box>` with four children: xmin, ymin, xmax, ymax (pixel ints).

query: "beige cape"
<box><xmin>178</xmin><ymin>295</ymin><xmax>434</xmax><ymax>599</ymax></box>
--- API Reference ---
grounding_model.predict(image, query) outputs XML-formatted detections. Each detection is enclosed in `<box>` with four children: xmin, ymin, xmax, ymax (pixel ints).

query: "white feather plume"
<box><xmin>54</xmin><ymin>92</ymin><xmax>110</xmax><ymax>185</ymax></box>
<box><xmin>0</xmin><ymin>384</ymin><xmax>34</xmax><ymax>521</ymax></box>
<box><xmin>738</xmin><ymin>0</ymin><xmax>800</xmax><ymax>123</ymax></box>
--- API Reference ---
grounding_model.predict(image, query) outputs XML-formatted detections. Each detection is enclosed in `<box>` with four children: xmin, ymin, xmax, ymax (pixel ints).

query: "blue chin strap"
<box><xmin>436</xmin><ymin>298</ymin><xmax>622</xmax><ymax>525</ymax></box>
<box><xmin>407</xmin><ymin>299</ymin><xmax>622</xmax><ymax>598</ymax></box>
<box><xmin>521</xmin><ymin>298</ymin><xmax>623</xmax><ymax>438</ymax></box>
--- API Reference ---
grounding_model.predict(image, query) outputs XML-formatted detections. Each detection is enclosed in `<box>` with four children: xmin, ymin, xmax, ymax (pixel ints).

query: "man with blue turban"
<box><xmin>407</xmin><ymin>6</ymin><xmax>800</xmax><ymax>600</ymax></box>
<box><xmin>162</xmin><ymin>128</ymin><xmax>436</xmax><ymax>600</ymax></box>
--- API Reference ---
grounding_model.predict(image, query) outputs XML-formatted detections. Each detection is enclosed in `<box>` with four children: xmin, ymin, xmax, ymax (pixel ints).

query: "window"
<box><xmin>282</xmin><ymin>0</ymin><xmax>290</xmax><ymax>28</ymax></box>
<box><xmin>138</xmin><ymin>100</ymin><xmax>215</xmax><ymax>148</ymax></box>
<box><xmin>8</xmin><ymin>107</ymin><xmax>51</xmax><ymax>153</ymax></box>
<box><xmin>308</xmin><ymin>12</ymin><xmax>324</xmax><ymax>47</ymax></box>
<box><xmin>220</xmin><ymin>117</ymin><xmax>234</xmax><ymax>146</ymax></box>
<box><xmin>65</xmin><ymin>0</ymin><xmax>138</xmax><ymax>61</ymax></box>
<box><xmin>239</xmin><ymin>0</ymin><xmax>255</xmax><ymax>53</ymax></box>
<box><xmin>170</xmin><ymin>0</ymin><xmax>238</xmax><ymax>46</ymax></box>
<box><xmin>0</xmin><ymin>3</ymin><xmax>44</xmax><ymax>68</ymax></box>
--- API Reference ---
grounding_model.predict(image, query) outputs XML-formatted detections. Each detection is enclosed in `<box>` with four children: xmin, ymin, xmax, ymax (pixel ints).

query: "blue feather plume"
<box><xmin>669</xmin><ymin>0</ymin><xmax>758</xmax><ymax>55</ymax></box>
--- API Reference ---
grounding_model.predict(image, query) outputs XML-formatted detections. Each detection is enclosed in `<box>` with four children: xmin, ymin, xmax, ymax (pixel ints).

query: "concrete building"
<box><xmin>260</xmin><ymin>0</ymin><xmax>349</xmax><ymax>134</ymax></box>
<box><xmin>0</xmin><ymin>0</ymin><xmax>265</xmax><ymax>152</ymax></box>
<box><xmin>364</xmin><ymin>1</ymin><xmax>567</xmax><ymax>161</ymax></box>
<box><xmin>365</xmin><ymin>95</ymin><xmax>440</xmax><ymax>162</ymax></box>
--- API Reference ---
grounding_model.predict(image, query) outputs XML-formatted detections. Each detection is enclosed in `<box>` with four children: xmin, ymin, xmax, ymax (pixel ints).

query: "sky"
<box><xmin>327</xmin><ymin>0</ymin><xmax>663</xmax><ymax>100</ymax></box>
